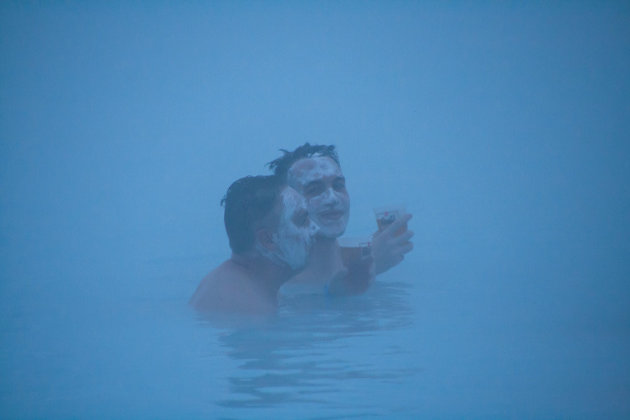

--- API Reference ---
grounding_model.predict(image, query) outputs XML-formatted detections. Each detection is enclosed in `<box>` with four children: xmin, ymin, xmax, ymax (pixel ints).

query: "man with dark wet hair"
<box><xmin>190</xmin><ymin>175</ymin><xmax>318</xmax><ymax>315</ymax></box>
<box><xmin>267</xmin><ymin>143</ymin><xmax>414</xmax><ymax>295</ymax></box>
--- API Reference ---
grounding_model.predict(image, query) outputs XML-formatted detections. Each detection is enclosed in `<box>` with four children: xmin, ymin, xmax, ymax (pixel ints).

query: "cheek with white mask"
<box><xmin>272</xmin><ymin>221</ymin><xmax>314</xmax><ymax>270</ymax></box>
<box><xmin>288</xmin><ymin>156</ymin><xmax>350</xmax><ymax>239</ymax></box>
<box><xmin>267</xmin><ymin>191</ymin><xmax>317</xmax><ymax>270</ymax></box>
<box><xmin>308</xmin><ymin>189</ymin><xmax>350</xmax><ymax>239</ymax></box>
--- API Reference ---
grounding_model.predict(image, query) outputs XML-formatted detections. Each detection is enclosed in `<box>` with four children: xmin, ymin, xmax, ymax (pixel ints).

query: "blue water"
<box><xmin>2</xmin><ymin>253</ymin><xmax>627</xmax><ymax>418</ymax></box>
<box><xmin>2</xmin><ymin>2</ymin><xmax>629</xmax><ymax>418</ymax></box>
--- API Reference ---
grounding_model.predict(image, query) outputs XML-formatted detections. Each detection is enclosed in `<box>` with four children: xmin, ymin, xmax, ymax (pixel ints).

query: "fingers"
<box><xmin>396</xmin><ymin>241</ymin><xmax>414</xmax><ymax>255</ymax></box>
<box><xmin>391</xmin><ymin>230</ymin><xmax>414</xmax><ymax>245</ymax></box>
<box><xmin>386</xmin><ymin>213</ymin><xmax>412</xmax><ymax>233</ymax></box>
<box><xmin>377</xmin><ymin>213</ymin><xmax>412</xmax><ymax>238</ymax></box>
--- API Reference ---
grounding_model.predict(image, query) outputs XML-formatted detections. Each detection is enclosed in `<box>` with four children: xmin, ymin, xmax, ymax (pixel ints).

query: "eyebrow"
<box><xmin>304</xmin><ymin>175</ymin><xmax>344</xmax><ymax>186</ymax></box>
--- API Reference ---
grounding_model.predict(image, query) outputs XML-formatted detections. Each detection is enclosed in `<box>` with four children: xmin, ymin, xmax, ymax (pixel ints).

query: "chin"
<box><xmin>283</xmin><ymin>254</ymin><xmax>309</xmax><ymax>272</ymax></box>
<box><xmin>316</xmin><ymin>224</ymin><xmax>346</xmax><ymax>239</ymax></box>
<box><xmin>280</xmin><ymin>247</ymin><xmax>310</xmax><ymax>272</ymax></box>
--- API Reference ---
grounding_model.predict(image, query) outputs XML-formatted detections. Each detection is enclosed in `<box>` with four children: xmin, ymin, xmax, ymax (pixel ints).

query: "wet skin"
<box><xmin>284</xmin><ymin>156</ymin><xmax>414</xmax><ymax>294</ymax></box>
<box><xmin>288</xmin><ymin>156</ymin><xmax>350</xmax><ymax>239</ymax></box>
<box><xmin>190</xmin><ymin>186</ymin><xmax>317</xmax><ymax>316</ymax></box>
<box><xmin>271</xmin><ymin>187</ymin><xmax>319</xmax><ymax>269</ymax></box>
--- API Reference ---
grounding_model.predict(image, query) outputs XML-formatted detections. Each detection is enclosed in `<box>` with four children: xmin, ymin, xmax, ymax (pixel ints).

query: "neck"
<box><xmin>312</xmin><ymin>234</ymin><xmax>338</xmax><ymax>252</ymax></box>
<box><xmin>230</xmin><ymin>253</ymin><xmax>291</xmax><ymax>304</ymax></box>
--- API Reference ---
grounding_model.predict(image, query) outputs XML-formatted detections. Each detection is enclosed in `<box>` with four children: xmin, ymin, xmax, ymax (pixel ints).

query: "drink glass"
<box><xmin>373</xmin><ymin>205</ymin><xmax>407</xmax><ymax>233</ymax></box>
<box><xmin>338</xmin><ymin>237</ymin><xmax>372</xmax><ymax>266</ymax></box>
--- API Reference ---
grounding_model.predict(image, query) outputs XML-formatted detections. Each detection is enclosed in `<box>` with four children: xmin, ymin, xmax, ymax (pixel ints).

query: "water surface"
<box><xmin>1</xmin><ymin>2</ymin><xmax>629</xmax><ymax>418</ymax></box>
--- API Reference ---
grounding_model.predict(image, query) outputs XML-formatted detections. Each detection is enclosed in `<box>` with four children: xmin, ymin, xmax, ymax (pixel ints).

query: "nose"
<box><xmin>321</xmin><ymin>187</ymin><xmax>341</xmax><ymax>206</ymax></box>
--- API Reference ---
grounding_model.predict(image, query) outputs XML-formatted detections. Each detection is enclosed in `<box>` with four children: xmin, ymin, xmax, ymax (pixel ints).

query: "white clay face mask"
<box><xmin>288</xmin><ymin>156</ymin><xmax>350</xmax><ymax>239</ymax></box>
<box><xmin>271</xmin><ymin>188</ymin><xmax>317</xmax><ymax>270</ymax></box>
<box><xmin>289</xmin><ymin>156</ymin><xmax>343</xmax><ymax>188</ymax></box>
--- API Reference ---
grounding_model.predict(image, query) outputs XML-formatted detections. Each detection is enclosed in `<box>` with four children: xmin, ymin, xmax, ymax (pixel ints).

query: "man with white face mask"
<box><xmin>190</xmin><ymin>175</ymin><xmax>317</xmax><ymax>316</ymax></box>
<box><xmin>268</xmin><ymin>144</ymin><xmax>414</xmax><ymax>295</ymax></box>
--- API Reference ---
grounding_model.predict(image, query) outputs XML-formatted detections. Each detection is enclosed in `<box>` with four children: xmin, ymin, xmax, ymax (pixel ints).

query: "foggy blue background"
<box><xmin>1</xmin><ymin>2</ymin><xmax>629</xmax><ymax>418</ymax></box>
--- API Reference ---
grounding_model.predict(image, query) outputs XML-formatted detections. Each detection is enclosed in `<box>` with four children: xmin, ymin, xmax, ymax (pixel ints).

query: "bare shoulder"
<box><xmin>189</xmin><ymin>261</ymin><xmax>239</xmax><ymax>310</ymax></box>
<box><xmin>189</xmin><ymin>261</ymin><xmax>273</xmax><ymax>315</ymax></box>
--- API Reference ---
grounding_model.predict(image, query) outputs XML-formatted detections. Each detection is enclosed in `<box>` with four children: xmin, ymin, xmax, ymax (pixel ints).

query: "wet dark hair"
<box><xmin>266</xmin><ymin>143</ymin><xmax>340</xmax><ymax>181</ymax></box>
<box><xmin>221</xmin><ymin>175</ymin><xmax>282</xmax><ymax>254</ymax></box>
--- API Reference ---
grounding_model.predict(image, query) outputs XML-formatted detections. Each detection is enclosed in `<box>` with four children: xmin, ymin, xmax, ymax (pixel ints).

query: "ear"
<box><xmin>255</xmin><ymin>228</ymin><xmax>276</xmax><ymax>252</ymax></box>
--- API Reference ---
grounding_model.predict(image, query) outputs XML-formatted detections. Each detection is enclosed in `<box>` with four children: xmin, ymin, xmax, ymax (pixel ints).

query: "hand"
<box><xmin>372</xmin><ymin>213</ymin><xmax>414</xmax><ymax>275</ymax></box>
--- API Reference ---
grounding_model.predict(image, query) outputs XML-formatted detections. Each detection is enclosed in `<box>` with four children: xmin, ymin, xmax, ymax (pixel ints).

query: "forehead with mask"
<box><xmin>287</xmin><ymin>156</ymin><xmax>350</xmax><ymax>239</ymax></box>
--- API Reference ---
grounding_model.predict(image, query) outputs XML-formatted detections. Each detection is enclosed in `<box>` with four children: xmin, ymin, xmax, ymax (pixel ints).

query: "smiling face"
<box><xmin>287</xmin><ymin>156</ymin><xmax>350</xmax><ymax>239</ymax></box>
<box><xmin>268</xmin><ymin>187</ymin><xmax>318</xmax><ymax>270</ymax></box>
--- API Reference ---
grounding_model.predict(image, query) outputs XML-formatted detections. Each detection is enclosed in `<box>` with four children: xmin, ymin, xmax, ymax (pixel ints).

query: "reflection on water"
<box><xmin>196</xmin><ymin>281</ymin><xmax>417</xmax><ymax>412</ymax></box>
